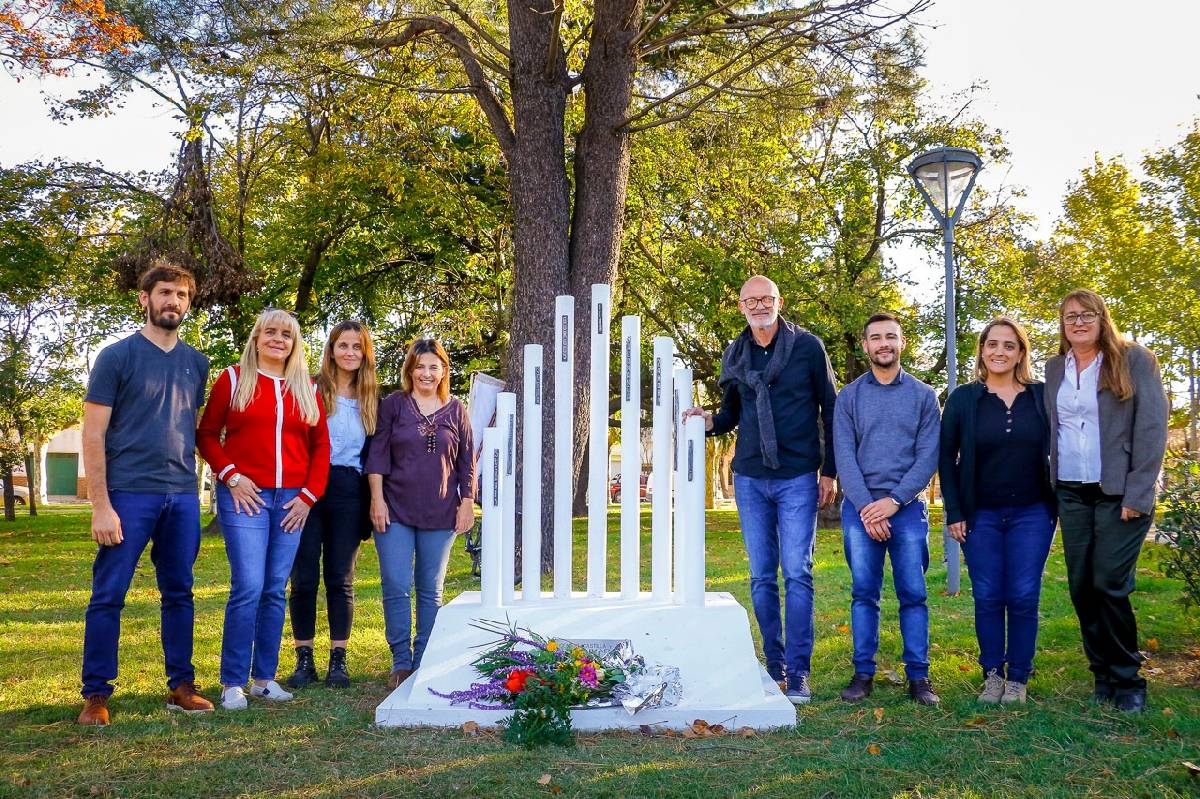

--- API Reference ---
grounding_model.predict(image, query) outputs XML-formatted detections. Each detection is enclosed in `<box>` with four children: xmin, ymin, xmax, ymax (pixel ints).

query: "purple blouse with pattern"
<box><xmin>364</xmin><ymin>391</ymin><xmax>475</xmax><ymax>530</ymax></box>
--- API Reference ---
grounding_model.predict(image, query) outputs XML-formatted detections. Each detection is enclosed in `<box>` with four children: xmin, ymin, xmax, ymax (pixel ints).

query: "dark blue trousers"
<box><xmin>81</xmin><ymin>491</ymin><xmax>201</xmax><ymax>697</ymax></box>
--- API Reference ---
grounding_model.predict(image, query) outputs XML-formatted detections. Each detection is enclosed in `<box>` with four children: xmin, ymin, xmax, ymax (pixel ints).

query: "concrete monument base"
<box><xmin>375</xmin><ymin>591</ymin><xmax>797</xmax><ymax>731</ymax></box>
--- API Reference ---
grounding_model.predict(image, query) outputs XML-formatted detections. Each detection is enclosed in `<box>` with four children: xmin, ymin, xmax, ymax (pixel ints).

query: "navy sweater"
<box><xmin>709</xmin><ymin>327</ymin><xmax>838</xmax><ymax>479</ymax></box>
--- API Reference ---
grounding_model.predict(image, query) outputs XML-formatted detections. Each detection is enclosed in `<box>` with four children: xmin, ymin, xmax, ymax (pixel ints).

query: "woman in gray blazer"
<box><xmin>1045</xmin><ymin>289</ymin><xmax>1168</xmax><ymax>713</ymax></box>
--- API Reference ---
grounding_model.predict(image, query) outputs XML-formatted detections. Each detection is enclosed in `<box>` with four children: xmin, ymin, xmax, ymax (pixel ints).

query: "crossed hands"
<box><xmin>859</xmin><ymin>497</ymin><xmax>900</xmax><ymax>542</ymax></box>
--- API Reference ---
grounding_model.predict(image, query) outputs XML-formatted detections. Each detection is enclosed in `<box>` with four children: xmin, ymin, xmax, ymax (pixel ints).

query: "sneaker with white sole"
<box><xmin>978</xmin><ymin>669</ymin><xmax>1005</xmax><ymax>704</ymax></box>
<box><xmin>785</xmin><ymin>673</ymin><xmax>812</xmax><ymax>705</ymax></box>
<box><xmin>221</xmin><ymin>686</ymin><xmax>248</xmax><ymax>710</ymax></box>
<box><xmin>250</xmin><ymin>680</ymin><xmax>294</xmax><ymax>701</ymax></box>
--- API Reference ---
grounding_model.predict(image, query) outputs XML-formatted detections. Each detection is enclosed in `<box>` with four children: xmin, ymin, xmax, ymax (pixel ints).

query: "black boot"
<box><xmin>326</xmin><ymin>647</ymin><xmax>350</xmax><ymax>688</ymax></box>
<box><xmin>285</xmin><ymin>645</ymin><xmax>319</xmax><ymax>689</ymax></box>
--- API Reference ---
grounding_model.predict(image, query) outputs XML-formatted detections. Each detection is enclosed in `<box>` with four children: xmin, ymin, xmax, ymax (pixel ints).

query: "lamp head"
<box><xmin>907</xmin><ymin>147</ymin><xmax>983</xmax><ymax>226</ymax></box>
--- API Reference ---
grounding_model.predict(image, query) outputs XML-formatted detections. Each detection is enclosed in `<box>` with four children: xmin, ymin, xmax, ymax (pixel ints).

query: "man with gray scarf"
<box><xmin>685</xmin><ymin>275</ymin><xmax>838</xmax><ymax>705</ymax></box>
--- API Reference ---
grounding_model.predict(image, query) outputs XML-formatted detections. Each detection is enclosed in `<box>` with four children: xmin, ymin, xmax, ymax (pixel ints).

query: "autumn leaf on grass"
<box><xmin>1167</xmin><ymin>729</ymin><xmax>1180</xmax><ymax>739</ymax></box>
<box><xmin>867</xmin><ymin>744</ymin><xmax>882</xmax><ymax>755</ymax></box>
<box><xmin>873</xmin><ymin>707</ymin><xmax>884</xmax><ymax>724</ymax></box>
<box><xmin>1146</xmin><ymin>637</ymin><xmax>1160</xmax><ymax>652</ymax></box>
<box><xmin>964</xmin><ymin>716</ymin><xmax>987</xmax><ymax>728</ymax></box>
<box><xmin>883</xmin><ymin>670</ymin><xmax>904</xmax><ymax>685</ymax></box>
<box><xmin>537</xmin><ymin>774</ymin><xmax>552</xmax><ymax>786</ymax></box>
<box><xmin>836</xmin><ymin>624</ymin><xmax>850</xmax><ymax>634</ymax></box>
<box><xmin>1163</xmin><ymin>708</ymin><xmax>1175</xmax><ymax>716</ymax></box>
<box><xmin>958</xmin><ymin>664</ymin><xmax>972</xmax><ymax>672</ymax></box>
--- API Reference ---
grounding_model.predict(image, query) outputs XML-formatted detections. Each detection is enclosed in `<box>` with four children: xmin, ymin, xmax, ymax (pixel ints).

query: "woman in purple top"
<box><xmin>365</xmin><ymin>338</ymin><xmax>475</xmax><ymax>690</ymax></box>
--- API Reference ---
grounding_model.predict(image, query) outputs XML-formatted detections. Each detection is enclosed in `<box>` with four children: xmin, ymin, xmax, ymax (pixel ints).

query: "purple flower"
<box><xmin>578</xmin><ymin>662</ymin><xmax>598</xmax><ymax>688</ymax></box>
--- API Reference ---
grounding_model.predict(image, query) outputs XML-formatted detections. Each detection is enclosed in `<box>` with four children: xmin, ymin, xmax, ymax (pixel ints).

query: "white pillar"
<box><xmin>553</xmin><ymin>295</ymin><xmax>574</xmax><ymax>599</ymax></box>
<box><xmin>521</xmin><ymin>344</ymin><xmax>544</xmax><ymax>601</ymax></box>
<box><xmin>619</xmin><ymin>315</ymin><xmax>642</xmax><ymax>600</ymax></box>
<box><xmin>587</xmin><ymin>283</ymin><xmax>611</xmax><ymax>598</ymax></box>
<box><xmin>672</xmin><ymin>367</ymin><xmax>693</xmax><ymax>605</ymax></box>
<box><xmin>682</xmin><ymin>415</ymin><xmax>707</xmax><ymax>607</ymax></box>
<box><xmin>480</xmin><ymin>427</ymin><xmax>503</xmax><ymax>609</ymax></box>
<box><xmin>497</xmin><ymin>392</ymin><xmax>517</xmax><ymax>605</ymax></box>
<box><xmin>650</xmin><ymin>337</ymin><xmax>674</xmax><ymax>600</ymax></box>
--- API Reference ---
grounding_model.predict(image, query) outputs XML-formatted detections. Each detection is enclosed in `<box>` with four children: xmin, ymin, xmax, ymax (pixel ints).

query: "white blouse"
<box><xmin>1056</xmin><ymin>351</ymin><xmax>1103</xmax><ymax>483</ymax></box>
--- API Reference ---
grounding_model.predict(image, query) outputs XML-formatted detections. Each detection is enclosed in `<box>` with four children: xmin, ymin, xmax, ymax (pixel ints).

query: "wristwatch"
<box><xmin>227</xmin><ymin>473</ymin><xmax>242</xmax><ymax>488</ymax></box>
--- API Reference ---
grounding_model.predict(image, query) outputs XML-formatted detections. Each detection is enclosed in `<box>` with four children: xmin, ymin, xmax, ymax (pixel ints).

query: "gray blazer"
<box><xmin>1044</xmin><ymin>343</ymin><xmax>1169</xmax><ymax>514</ymax></box>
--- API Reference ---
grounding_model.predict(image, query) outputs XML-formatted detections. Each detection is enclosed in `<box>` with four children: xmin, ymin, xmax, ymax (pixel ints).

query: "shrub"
<box><xmin>1157</xmin><ymin>459</ymin><xmax>1200</xmax><ymax>608</ymax></box>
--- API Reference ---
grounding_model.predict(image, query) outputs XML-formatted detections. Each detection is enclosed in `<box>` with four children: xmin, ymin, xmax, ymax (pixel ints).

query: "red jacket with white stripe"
<box><xmin>198</xmin><ymin>366</ymin><xmax>331</xmax><ymax>506</ymax></box>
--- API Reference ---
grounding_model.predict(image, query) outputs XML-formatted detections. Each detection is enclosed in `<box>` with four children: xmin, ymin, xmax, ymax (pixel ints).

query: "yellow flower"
<box><xmin>545</xmin><ymin>640</ymin><xmax>558</xmax><ymax>652</ymax></box>
<box><xmin>575</xmin><ymin>659</ymin><xmax>583</xmax><ymax>667</ymax></box>
<box><xmin>571</xmin><ymin>647</ymin><xmax>585</xmax><ymax>659</ymax></box>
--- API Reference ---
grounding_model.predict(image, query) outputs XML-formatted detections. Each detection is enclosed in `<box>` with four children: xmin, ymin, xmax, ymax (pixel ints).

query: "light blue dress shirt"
<box><xmin>328</xmin><ymin>396</ymin><xmax>366</xmax><ymax>471</ymax></box>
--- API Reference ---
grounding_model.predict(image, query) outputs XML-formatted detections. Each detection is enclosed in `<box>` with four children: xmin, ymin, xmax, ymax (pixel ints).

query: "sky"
<box><xmin>2</xmin><ymin>1</ymin><xmax>1198</xmax><ymax>242</ymax></box>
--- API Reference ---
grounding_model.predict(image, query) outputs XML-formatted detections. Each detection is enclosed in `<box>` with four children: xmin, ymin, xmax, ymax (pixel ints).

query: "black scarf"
<box><xmin>718</xmin><ymin>317</ymin><xmax>799</xmax><ymax>470</ymax></box>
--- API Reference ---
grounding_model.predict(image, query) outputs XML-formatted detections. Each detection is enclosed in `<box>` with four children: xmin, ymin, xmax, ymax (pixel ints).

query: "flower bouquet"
<box><xmin>429</xmin><ymin>619</ymin><xmax>657</xmax><ymax>748</ymax></box>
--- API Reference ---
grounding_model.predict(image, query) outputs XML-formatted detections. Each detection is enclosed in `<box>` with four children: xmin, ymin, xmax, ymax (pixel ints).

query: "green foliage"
<box><xmin>1158</xmin><ymin>459</ymin><xmax>1200</xmax><ymax>607</ymax></box>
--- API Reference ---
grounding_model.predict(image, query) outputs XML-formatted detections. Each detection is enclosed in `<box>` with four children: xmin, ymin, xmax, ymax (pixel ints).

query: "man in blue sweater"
<box><xmin>833</xmin><ymin>313</ymin><xmax>942</xmax><ymax>705</ymax></box>
<box><xmin>686</xmin><ymin>275</ymin><xmax>838</xmax><ymax>705</ymax></box>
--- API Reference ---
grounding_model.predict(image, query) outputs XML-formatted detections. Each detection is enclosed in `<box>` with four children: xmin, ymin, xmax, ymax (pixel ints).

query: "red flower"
<box><xmin>505</xmin><ymin>669</ymin><xmax>534</xmax><ymax>693</ymax></box>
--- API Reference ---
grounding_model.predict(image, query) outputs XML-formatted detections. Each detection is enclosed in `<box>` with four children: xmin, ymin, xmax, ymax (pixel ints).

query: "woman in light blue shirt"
<box><xmin>286</xmin><ymin>321</ymin><xmax>379</xmax><ymax>689</ymax></box>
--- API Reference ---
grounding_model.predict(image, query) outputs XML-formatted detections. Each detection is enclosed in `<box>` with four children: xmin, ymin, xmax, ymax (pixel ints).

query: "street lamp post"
<box><xmin>906</xmin><ymin>146</ymin><xmax>983</xmax><ymax>596</ymax></box>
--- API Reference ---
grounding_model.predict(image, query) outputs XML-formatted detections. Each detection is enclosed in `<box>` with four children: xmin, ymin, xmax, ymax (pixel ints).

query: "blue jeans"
<box><xmin>964</xmin><ymin>502</ymin><xmax>1057</xmax><ymax>683</ymax></box>
<box><xmin>733</xmin><ymin>472</ymin><xmax>819</xmax><ymax>679</ymax></box>
<box><xmin>81</xmin><ymin>491</ymin><xmax>201</xmax><ymax>697</ymax></box>
<box><xmin>842</xmin><ymin>499</ymin><xmax>930</xmax><ymax>681</ymax></box>
<box><xmin>374</xmin><ymin>523</ymin><xmax>456</xmax><ymax>671</ymax></box>
<box><xmin>217</xmin><ymin>485</ymin><xmax>303</xmax><ymax>686</ymax></box>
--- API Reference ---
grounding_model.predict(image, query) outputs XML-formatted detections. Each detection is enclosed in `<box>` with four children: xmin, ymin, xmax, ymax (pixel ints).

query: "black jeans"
<box><xmin>1056</xmin><ymin>481</ymin><xmax>1153</xmax><ymax>690</ymax></box>
<box><xmin>289</xmin><ymin>466</ymin><xmax>368</xmax><ymax>642</ymax></box>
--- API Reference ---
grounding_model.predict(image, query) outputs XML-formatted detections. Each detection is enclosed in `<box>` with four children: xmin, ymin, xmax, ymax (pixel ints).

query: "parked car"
<box><xmin>0</xmin><ymin>480</ymin><xmax>29</xmax><ymax>505</ymax></box>
<box><xmin>609</xmin><ymin>473</ymin><xmax>650</xmax><ymax>503</ymax></box>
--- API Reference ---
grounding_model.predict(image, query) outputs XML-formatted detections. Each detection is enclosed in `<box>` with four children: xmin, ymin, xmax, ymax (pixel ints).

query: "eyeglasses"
<box><xmin>740</xmin><ymin>296</ymin><xmax>778</xmax><ymax>310</ymax></box>
<box><xmin>1063</xmin><ymin>312</ymin><xmax>1099</xmax><ymax>326</ymax></box>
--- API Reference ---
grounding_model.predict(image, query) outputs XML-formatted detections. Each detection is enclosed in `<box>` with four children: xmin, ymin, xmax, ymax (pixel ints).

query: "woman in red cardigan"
<box><xmin>198</xmin><ymin>309</ymin><xmax>330</xmax><ymax>710</ymax></box>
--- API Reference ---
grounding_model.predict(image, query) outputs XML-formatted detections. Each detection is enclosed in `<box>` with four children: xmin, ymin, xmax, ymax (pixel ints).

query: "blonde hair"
<box><xmin>316</xmin><ymin>320</ymin><xmax>378</xmax><ymax>435</ymax></box>
<box><xmin>233</xmin><ymin>309</ymin><xmax>320</xmax><ymax>425</ymax></box>
<box><xmin>1057</xmin><ymin>289</ymin><xmax>1135</xmax><ymax>401</ymax></box>
<box><xmin>973</xmin><ymin>316</ymin><xmax>1035</xmax><ymax>385</ymax></box>
<box><xmin>400</xmin><ymin>338</ymin><xmax>451</xmax><ymax>403</ymax></box>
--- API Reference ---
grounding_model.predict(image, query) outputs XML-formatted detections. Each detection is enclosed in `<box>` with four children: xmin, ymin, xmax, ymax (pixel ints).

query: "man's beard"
<box><xmin>868</xmin><ymin>349</ymin><xmax>897</xmax><ymax>368</ymax></box>
<box><xmin>149</xmin><ymin>303</ymin><xmax>183</xmax><ymax>331</ymax></box>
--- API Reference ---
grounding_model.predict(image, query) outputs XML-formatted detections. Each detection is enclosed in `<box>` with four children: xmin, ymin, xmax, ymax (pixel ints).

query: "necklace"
<box><xmin>411</xmin><ymin>395</ymin><xmax>441</xmax><ymax>454</ymax></box>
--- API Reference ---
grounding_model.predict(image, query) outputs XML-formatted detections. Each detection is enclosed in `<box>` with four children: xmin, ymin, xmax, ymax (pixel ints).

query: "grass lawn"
<box><xmin>1</xmin><ymin>506</ymin><xmax>1198</xmax><ymax>798</ymax></box>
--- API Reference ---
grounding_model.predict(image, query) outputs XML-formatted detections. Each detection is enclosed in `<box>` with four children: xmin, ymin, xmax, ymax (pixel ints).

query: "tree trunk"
<box><xmin>2</xmin><ymin>467</ymin><xmax>14</xmax><ymax>522</ymax></box>
<box><xmin>504</xmin><ymin>0</ymin><xmax>572</xmax><ymax>571</ymax></box>
<box><xmin>1190</xmin><ymin>349</ymin><xmax>1198</xmax><ymax>453</ymax></box>
<box><xmin>23</xmin><ymin>448</ymin><xmax>37</xmax><ymax>517</ymax></box>
<box><xmin>565</xmin><ymin>0</ymin><xmax>643</xmax><ymax>517</ymax></box>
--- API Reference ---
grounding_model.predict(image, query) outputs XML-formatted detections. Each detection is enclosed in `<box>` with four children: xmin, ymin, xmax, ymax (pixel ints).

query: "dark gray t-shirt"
<box><xmin>85</xmin><ymin>332</ymin><xmax>210</xmax><ymax>493</ymax></box>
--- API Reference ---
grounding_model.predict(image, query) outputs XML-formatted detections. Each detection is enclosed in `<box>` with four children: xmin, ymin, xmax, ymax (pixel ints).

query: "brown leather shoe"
<box><xmin>387</xmin><ymin>668</ymin><xmax>414</xmax><ymax>690</ymax></box>
<box><xmin>78</xmin><ymin>695</ymin><xmax>110</xmax><ymax>726</ymax></box>
<box><xmin>908</xmin><ymin>678</ymin><xmax>940</xmax><ymax>706</ymax></box>
<box><xmin>166</xmin><ymin>681</ymin><xmax>215</xmax><ymax>714</ymax></box>
<box><xmin>840</xmin><ymin>673</ymin><xmax>874</xmax><ymax>702</ymax></box>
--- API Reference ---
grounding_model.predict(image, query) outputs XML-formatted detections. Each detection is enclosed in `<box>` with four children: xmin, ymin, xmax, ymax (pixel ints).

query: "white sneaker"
<box><xmin>221</xmin><ymin>686</ymin><xmax>248</xmax><ymax>710</ymax></box>
<box><xmin>250</xmin><ymin>680</ymin><xmax>294</xmax><ymax>701</ymax></box>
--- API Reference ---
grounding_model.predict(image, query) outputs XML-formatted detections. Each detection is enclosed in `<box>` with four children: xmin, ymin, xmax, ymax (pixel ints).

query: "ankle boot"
<box><xmin>285</xmin><ymin>645</ymin><xmax>319</xmax><ymax>689</ymax></box>
<box><xmin>326</xmin><ymin>647</ymin><xmax>350</xmax><ymax>688</ymax></box>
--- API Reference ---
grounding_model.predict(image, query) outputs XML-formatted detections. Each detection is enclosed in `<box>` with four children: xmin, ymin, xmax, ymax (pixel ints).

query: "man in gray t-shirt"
<box><xmin>78</xmin><ymin>261</ymin><xmax>214</xmax><ymax>725</ymax></box>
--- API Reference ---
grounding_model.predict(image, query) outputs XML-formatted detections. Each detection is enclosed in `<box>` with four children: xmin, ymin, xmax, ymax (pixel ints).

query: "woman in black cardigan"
<box><xmin>939</xmin><ymin>317</ymin><xmax>1056</xmax><ymax>705</ymax></box>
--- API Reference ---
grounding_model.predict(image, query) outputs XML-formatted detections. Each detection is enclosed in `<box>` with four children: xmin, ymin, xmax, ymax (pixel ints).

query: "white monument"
<box><xmin>375</xmin><ymin>286</ymin><xmax>795</xmax><ymax>731</ymax></box>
